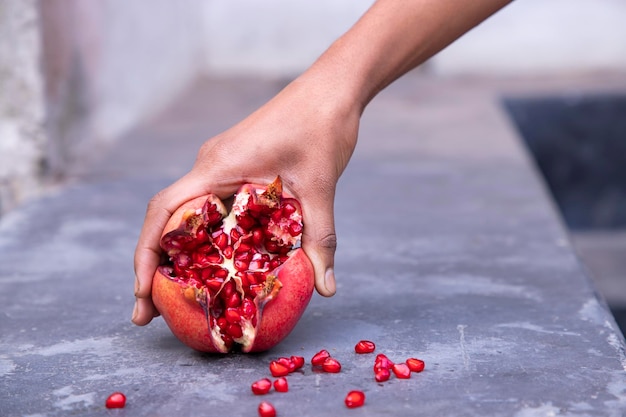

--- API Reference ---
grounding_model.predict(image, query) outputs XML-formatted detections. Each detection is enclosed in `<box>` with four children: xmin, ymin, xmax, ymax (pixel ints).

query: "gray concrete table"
<box><xmin>1</xmin><ymin>75</ymin><xmax>626</xmax><ymax>416</ymax></box>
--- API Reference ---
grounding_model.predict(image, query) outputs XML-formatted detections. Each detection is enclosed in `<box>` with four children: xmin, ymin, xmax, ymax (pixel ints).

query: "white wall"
<box><xmin>0</xmin><ymin>0</ymin><xmax>45</xmax><ymax>214</ymax></box>
<box><xmin>433</xmin><ymin>0</ymin><xmax>626</xmax><ymax>75</ymax></box>
<box><xmin>202</xmin><ymin>0</ymin><xmax>626</xmax><ymax>77</ymax></box>
<box><xmin>203</xmin><ymin>0</ymin><xmax>374</xmax><ymax>77</ymax></box>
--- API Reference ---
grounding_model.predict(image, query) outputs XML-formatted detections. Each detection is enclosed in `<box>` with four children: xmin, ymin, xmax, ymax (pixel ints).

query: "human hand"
<box><xmin>132</xmin><ymin>74</ymin><xmax>360</xmax><ymax>325</ymax></box>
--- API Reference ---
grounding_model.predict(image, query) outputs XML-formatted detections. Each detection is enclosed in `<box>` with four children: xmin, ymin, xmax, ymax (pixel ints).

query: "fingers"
<box><xmin>299</xmin><ymin>189</ymin><xmax>338</xmax><ymax>297</ymax></box>
<box><xmin>132</xmin><ymin>174</ymin><xmax>207</xmax><ymax>325</ymax></box>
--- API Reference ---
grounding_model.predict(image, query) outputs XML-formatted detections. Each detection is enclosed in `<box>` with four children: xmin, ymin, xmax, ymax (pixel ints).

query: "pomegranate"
<box><xmin>152</xmin><ymin>177</ymin><xmax>315</xmax><ymax>353</ymax></box>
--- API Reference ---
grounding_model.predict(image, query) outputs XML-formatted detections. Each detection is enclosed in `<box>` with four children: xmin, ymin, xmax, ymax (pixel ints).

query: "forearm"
<box><xmin>303</xmin><ymin>0</ymin><xmax>512</xmax><ymax>113</ymax></box>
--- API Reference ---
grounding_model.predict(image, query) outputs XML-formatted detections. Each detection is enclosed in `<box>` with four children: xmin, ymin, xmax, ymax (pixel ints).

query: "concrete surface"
<box><xmin>1</xmin><ymin>74</ymin><xmax>626</xmax><ymax>416</ymax></box>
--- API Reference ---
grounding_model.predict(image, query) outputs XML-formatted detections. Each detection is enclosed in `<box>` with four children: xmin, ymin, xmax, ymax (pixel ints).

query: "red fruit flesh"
<box><xmin>392</xmin><ymin>363</ymin><xmax>411</xmax><ymax>379</ymax></box>
<box><xmin>344</xmin><ymin>390</ymin><xmax>366</xmax><ymax>408</ymax></box>
<box><xmin>290</xmin><ymin>355</ymin><xmax>305</xmax><ymax>370</ymax></box>
<box><xmin>105</xmin><ymin>392</ymin><xmax>126</xmax><ymax>409</ymax></box>
<box><xmin>276</xmin><ymin>356</ymin><xmax>296</xmax><ymax>373</ymax></box>
<box><xmin>322</xmin><ymin>357</ymin><xmax>342</xmax><ymax>373</ymax></box>
<box><xmin>373</xmin><ymin>353</ymin><xmax>394</xmax><ymax>372</ymax></box>
<box><xmin>273</xmin><ymin>377</ymin><xmax>289</xmax><ymax>392</ymax></box>
<box><xmin>269</xmin><ymin>360</ymin><xmax>291</xmax><ymax>377</ymax></box>
<box><xmin>406</xmin><ymin>358</ymin><xmax>425</xmax><ymax>373</ymax></box>
<box><xmin>152</xmin><ymin>177</ymin><xmax>315</xmax><ymax>353</ymax></box>
<box><xmin>251</xmin><ymin>378</ymin><xmax>272</xmax><ymax>395</ymax></box>
<box><xmin>311</xmin><ymin>349</ymin><xmax>331</xmax><ymax>366</ymax></box>
<box><xmin>258</xmin><ymin>401</ymin><xmax>276</xmax><ymax>417</ymax></box>
<box><xmin>355</xmin><ymin>340</ymin><xmax>376</xmax><ymax>354</ymax></box>
<box><xmin>374</xmin><ymin>368</ymin><xmax>391</xmax><ymax>382</ymax></box>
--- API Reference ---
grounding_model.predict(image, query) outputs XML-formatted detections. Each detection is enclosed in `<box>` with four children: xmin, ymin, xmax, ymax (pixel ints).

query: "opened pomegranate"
<box><xmin>152</xmin><ymin>177</ymin><xmax>314</xmax><ymax>353</ymax></box>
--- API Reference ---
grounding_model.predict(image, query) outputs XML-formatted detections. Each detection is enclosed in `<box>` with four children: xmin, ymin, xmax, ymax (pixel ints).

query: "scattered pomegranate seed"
<box><xmin>311</xmin><ymin>349</ymin><xmax>331</xmax><ymax>366</ymax></box>
<box><xmin>392</xmin><ymin>363</ymin><xmax>411</xmax><ymax>379</ymax></box>
<box><xmin>290</xmin><ymin>355</ymin><xmax>305</xmax><ymax>370</ymax></box>
<box><xmin>373</xmin><ymin>353</ymin><xmax>394</xmax><ymax>372</ymax></box>
<box><xmin>344</xmin><ymin>390</ymin><xmax>366</xmax><ymax>408</ymax></box>
<box><xmin>258</xmin><ymin>401</ymin><xmax>277</xmax><ymax>417</ymax></box>
<box><xmin>273</xmin><ymin>377</ymin><xmax>289</xmax><ymax>392</ymax></box>
<box><xmin>105</xmin><ymin>392</ymin><xmax>126</xmax><ymax>409</ymax></box>
<box><xmin>374</xmin><ymin>368</ymin><xmax>391</xmax><ymax>382</ymax></box>
<box><xmin>251</xmin><ymin>378</ymin><xmax>272</xmax><ymax>395</ymax></box>
<box><xmin>276</xmin><ymin>357</ymin><xmax>296</xmax><ymax>373</ymax></box>
<box><xmin>354</xmin><ymin>340</ymin><xmax>376</xmax><ymax>354</ymax></box>
<box><xmin>406</xmin><ymin>358</ymin><xmax>425</xmax><ymax>373</ymax></box>
<box><xmin>322</xmin><ymin>357</ymin><xmax>342</xmax><ymax>373</ymax></box>
<box><xmin>269</xmin><ymin>360</ymin><xmax>290</xmax><ymax>377</ymax></box>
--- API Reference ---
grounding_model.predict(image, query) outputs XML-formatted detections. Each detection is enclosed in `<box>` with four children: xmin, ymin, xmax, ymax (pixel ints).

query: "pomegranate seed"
<box><xmin>276</xmin><ymin>357</ymin><xmax>296</xmax><ymax>373</ymax></box>
<box><xmin>375</xmin><ymin>368</ymin><xmax>391</xmax><ymax>382</ymax></box>
<box><xmin>392</xmin><ymin>363</ymin><xmax>411</xmax><ymax>379</ymax></box>
<box><xmin>225</xmin><ymin>308</ymin><xmax>241</xmax><ymax>324</ymax></box>
<box><xmin>269</xmin><ymin>360</ymin><xmax>290</xmax><ymax>377</ymax></box>
<box><xmin>290</xmin><ymin>355</ymin><xmax>305</xmax><ymax>370</ymax></box>
<box><xmin>273</xmin><ymin>377</ymin><xmax>289</xmax><ymax>392</ymax></box>
<box><xmin>226</xmin><ymin>323</ymin><xmax>243</xmax><ymax>339</ymax></box>
<box><xmin>311</xmin><ymin>349</ymin><xmax>331</xmax><ymax>366</ymax></box>
<box><xmin>354</xmin><ymin>340</ymin><xmax>376</xmax><ymax>354</ymax></box>
<box><xmin>282</xmin><ymin>202</ymin><xmax>297</xmax><ymax>215</ymax></box>
<box><xmin>344</xmin><ymin>390</ymin><xmax>365</xmax><ymax>408</ymax></box>
<box><xmin>322</xmin><ymin>357</ymin><xmax>342</xmax><ymax>373</ymax></box>
<box><xmin>252</xmin><ymin>228</ymin><xmax>265</xmax><ymax>246</ymax></box>
<box><xmin>265</xmin><ymin>240</ymin><xmax>279</xmax><ymax>253</ymax></box>
<box><xmin>287</xmin><ymin>222</ymin><xmax>302</xmax><ymax>237</ymax></box>
<box><xmin>374</xmin><ymin>353</ymin><xmax>394</xmax><ymax>371</ymax></box>
<box><xmin>406</xmin><ymin>358</ymin><xmax>425</xmax><ymax>373</ymax></box>
<box><xmin>105</xmin><ymin>392</ymin><xmax>126</xmax><ymax>409</ymax></box>
<box><xmin>251</xmin><ymin>378</ymin><xmax>272</xmax><ymax>395</ymax></box>
<box><xmin>258</xmin><ymin>401</ymin><xmax>276</xmax><ymax>417</ymax></box>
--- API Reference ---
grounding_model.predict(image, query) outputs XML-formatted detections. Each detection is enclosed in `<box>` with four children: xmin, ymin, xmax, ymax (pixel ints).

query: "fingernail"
<box><xmin>131</xmin><ymin>301</ymin><xmax>139</xmax><ymax>323</ymax></box>
<box><xmin>325</xmin><ymin>268</ymin><xmax>336</xmax><ymax>295</ymax></box>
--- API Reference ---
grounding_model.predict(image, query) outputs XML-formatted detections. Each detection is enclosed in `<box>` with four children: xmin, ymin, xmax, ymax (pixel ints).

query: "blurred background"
<box><xmin>1</xmin><ymin>0</ymin><xmax>625</xmax><ymax>326</ymax></box>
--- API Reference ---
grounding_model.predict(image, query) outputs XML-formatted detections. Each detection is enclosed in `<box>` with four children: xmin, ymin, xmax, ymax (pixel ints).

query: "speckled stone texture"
<box><xmin>1</xmin><ymin>75</ymin><xmax>625</xmax><ymax>416</ymax></box>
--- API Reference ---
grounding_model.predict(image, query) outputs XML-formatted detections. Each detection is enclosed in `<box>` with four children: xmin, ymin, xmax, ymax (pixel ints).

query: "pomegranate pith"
<box><xmin>152</xmin><ymin>177</ymin><xmax>314</xmax><ymax>353</ymax></box>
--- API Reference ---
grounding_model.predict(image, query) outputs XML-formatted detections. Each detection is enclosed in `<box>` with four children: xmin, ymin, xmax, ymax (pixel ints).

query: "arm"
<box><xmin>133</xmin><ymin>0</ymin><xmax>511</xmax><ymax>325</ymax></box>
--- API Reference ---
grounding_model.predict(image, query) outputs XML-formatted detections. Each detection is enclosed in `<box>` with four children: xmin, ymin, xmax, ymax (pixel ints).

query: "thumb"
<box><xmin>300</xmin><ymin>194</ymin><xmax>338</xmax><ymax>297</ymax></box>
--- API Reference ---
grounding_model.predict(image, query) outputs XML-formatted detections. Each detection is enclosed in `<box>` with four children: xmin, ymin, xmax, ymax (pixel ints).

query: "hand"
<box><xmin>132</xmin><ymin>74</ymin><xmax>360</xmax><ymax>325</ymax></box>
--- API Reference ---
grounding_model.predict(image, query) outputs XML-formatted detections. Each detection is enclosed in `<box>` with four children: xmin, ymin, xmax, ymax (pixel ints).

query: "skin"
<box><xmin>133</xmin><ymin>0</ymin><xmax>512</xmax><ymax>325</ymax></box>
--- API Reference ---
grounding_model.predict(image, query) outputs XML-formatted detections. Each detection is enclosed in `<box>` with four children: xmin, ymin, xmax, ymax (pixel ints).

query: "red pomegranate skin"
<box><xmin>152</xmin><ymin>184</ymin><xmax>315</xmax><ymax>353</ymax></box>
